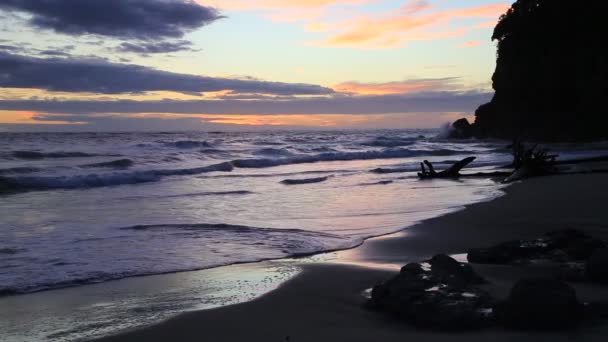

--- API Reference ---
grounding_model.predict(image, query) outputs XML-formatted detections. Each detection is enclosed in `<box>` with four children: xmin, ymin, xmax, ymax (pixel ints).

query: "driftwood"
<box><xmin>418</xmin><ymin>157</ymin><xmax>476</xmax><ymax>179</ymax></box>
<box><xmin>504</xmin><ymin>141</ymin><xmax>559</xmax><ymax>183</ymax></box>
<box><xmin>415</xmin><ymin>139</ymin><xmax>608</xmax><ymax>182</ymax></box>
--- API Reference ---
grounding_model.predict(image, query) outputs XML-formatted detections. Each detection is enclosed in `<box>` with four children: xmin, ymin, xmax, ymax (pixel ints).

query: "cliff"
<box><xmin>460</xmin><ymin>0</ymin><xmax>608</xmax><ymax>141</ymax></box>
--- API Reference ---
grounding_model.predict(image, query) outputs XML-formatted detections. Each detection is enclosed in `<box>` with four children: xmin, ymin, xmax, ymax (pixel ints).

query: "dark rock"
<box><xmin>558</xmin><ymin>262</ymin><xmax>587</xmax><ymax>282</ymax></box>
<box><xmin>467</xmin><ymin>239</ymin><xmax>550</xmax><ymax>264</ymax></box>
<box><xmin>400</xmin><ymin>263</ymin><xmax>424</xmax><ymax>275</ymax></box>
<box><xmin>368</xmin><ymin>255</ymin><xmax>492</xmax><ymax>330</ymax></box>
<box><xmin>468</xmin><ymin>230</ymin><xmax>605</xmax><ymax>265</ymax></box>
<box><xmin>448</xmin><ymin>118</ymin><xmax>474</xmax><ymax>139</ymax></box>
<box><xmin>586</xmin><ymin>249</ymin><xmax>608</xmax><ymax>283</ymax></box>
<box><xmin>428</xmin><ymin>254</ymin><xmax>485</xmax><ymax>289</ymax></box>
<box><xmin>464</xmin><ymin>1</ymin><xmax>608</xmax><ymax>141</ymax></box>
<box><xmin>408</xmin><ymin>290</ymin><xmax>493</xmax><ymax>330</ymax></box>
<box><xmin>563</xmin><ymin>237</ymin><xmax>606</xmax><ymax>260</ymax></box>
<box><xmin>544</xmin><ymin>229</ymin><xmax>588</xmax><ymax>248</ymax></box>
<box><xmin>496</xmin><ymin>278</ymin><xmax>583</xmax><ymax>329</ymax></box>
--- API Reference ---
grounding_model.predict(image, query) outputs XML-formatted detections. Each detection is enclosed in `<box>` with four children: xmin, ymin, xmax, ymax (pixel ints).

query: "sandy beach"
<box><xmin>96</xmin><ymin>173</ymin><xmax>608</xmax><ymax>342</ymax></box>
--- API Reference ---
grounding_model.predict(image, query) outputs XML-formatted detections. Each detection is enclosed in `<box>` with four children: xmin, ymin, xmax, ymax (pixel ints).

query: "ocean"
<box><xmin>1</xmin><ymin>129</ymin><xmax>605</xmax><ymax>340</ymax></box>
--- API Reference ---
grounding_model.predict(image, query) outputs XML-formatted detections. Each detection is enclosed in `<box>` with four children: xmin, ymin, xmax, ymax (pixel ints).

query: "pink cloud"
<box><xmin>308</xmin><ymin>3</ymin><xmax>509</xmax><ymax>48</ymax></box>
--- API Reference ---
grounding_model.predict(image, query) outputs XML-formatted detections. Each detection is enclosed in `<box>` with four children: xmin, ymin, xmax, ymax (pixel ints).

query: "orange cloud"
<box><xmin>0</xmin><ymin>111</ymin><xmax>85</xmax><ymax>125</ymax></box>
<box><xmin>332</xmin><ymin>78</ymin><xmax>459</xmax><ymax>95</ymax></box>
<box><xmin>310</xmin><ymin>3</ymin><xmax>509</xmax><ymax>48</ymax></box>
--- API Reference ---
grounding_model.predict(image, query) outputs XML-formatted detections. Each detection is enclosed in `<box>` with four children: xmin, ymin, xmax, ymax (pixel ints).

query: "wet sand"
<box><xmin>98</xmin><ymin>173</ymin><xmax>608</xmax><ymax>342</ymax></box>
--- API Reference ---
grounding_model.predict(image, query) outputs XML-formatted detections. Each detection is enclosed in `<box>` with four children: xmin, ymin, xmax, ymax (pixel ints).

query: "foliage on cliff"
<box><xmin>471</xmin><ymin>0</ymin><xmax>608</xmax><ymax>141</ymax></box>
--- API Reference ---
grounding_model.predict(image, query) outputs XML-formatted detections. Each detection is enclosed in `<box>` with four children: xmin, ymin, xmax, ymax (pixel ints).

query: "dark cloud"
<box><xmin>0</xmin><ymin>52</ymin><xmax>334</xmax><ymax>95</ymax></box>
<box><xmin>0</xmin><ymin>91</ymin><xmax>492</xmax><ymax>115</ymax></box>
<box><xmin>38</xmin><ymin>49</ymin><xmax>72</xmax><ymax>57</ymax></box>
<box><xmin>117</xmin><ymin>40</ymin><xmax>195</xmax><ymax>55</ymax></box>
<box><xmin>0</xmin><ymin>0</ymin><xmax>222</xmax><ymax>40</ymax></box>
<box><xmin>0</xmin><ymin>44</ymin><xmax>26</xmax><ymax>53</ymax></box>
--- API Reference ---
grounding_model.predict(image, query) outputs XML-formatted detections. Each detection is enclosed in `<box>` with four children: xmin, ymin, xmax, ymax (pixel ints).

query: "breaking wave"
<box><xmin>281</xmin><ymin>176</ymin><xmax>330</xmax><ymax>185</ymax></box>
<box><xmin>1</xmin><ymin>223</ymin><xmax>362</xmax><ymax>296</ymax></box>
<box><xmin>232</xmin><ymin>148</ymin><xmax>463</xmax><ymax>168</ymax></box>
<box><xmin>163</xmin><ymin>140</ymin><xmax>214</xmax><ymax>149</ymax></box>
<box><xmin>80</xmin><ymin>159</ymin><xmax>135</xmax><ymax>169</ymax></box>
<box><xmin>0</xmin><ymin>162</ymin><xmax>234</xmax><ymax>190</ymax></box>
<box><xmin>10</xmin><ymin>151</ymin><xmax>106</xmax><ymax>160</ymax></box>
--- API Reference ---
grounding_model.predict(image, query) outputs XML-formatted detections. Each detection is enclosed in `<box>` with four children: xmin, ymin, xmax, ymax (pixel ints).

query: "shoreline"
<box><xmin>97</xmin><ymin>173</ymin><xmax>608</xmax><ymax>341</ymax></box>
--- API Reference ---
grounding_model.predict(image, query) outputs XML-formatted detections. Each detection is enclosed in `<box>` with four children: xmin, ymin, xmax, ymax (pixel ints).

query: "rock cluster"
<box><xmin>367</xmin><ymin>230</ymin><xmax>608</xmax><ymax>331</ymax></box>
<box><xmin>467</xmin><ymin>229</ymin><xmax>606</xmax><ymax>265</ymax></box>
<box><xmin>367</xmin><ymin>254</ymin><xmax>493</xmax><ymax>330</ymax></box>
<box><xmin>496</xmin><ymin>278</ymin><xmax>584</xmax><ymax>329</ymax></box>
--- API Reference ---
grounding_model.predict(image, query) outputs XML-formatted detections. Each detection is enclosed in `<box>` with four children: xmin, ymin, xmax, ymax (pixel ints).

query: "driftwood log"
<box><xmin>416</xmin><ymin>140</ymin><xmax>608</xmax><ymax>182</ymax></box>
<box><xmin>418</xmin><ymin>157</ymin><xmax>476</xmax><ymax>179</ymax></box>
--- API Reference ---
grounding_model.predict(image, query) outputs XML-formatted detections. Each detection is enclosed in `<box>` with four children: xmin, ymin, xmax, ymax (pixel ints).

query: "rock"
<box><xmin>462</xmin><ymin>1</ymin><xmax>608</xmax><ymax>141</ymax></box>
<box><xmin>544</xmin><ymin>229</ymin><xmax>588</xmax><ymax>248</ymax></box>
<box><xmin>428</xmin><ymin>254</ymin><xmax>485</xmax><ymax>289</ymax></box>
<box><xmin>544</xmin><ymin>229</ymin><xmax>606</xmax><ymax>259</ymax></box>
<box><xmin>558</xmin><ymin>262</ymin><xmax>587</xmax><ymax>282</ymax></box>
<box><xmin>467</xmin><ymin>239</ymin><xmax>550</xmax><ymax>264</ymax></box>
<box><xmin>408</xmin><ymin>290</ymin><xmax>493</xmax><ymax>330</ymax></box>
<box><xmin>448</xmin><ymin>118</ymin><xmax>474</xmax><ymax>139</ymax></box>
<box><xmin>368</xmin><ymin>255</ymin><xmax>492</xmax><ymax>330</ymax></box>
<box><xmin>468</xmin><ymin>230</ymin><xmax>605</xmax><ymax>265</ymax></box>
<box><xmin>496</xmin><ymin>278</ymin><xmax>583</xmax><ymax>329</ymax></box>
<box><xmin>563</xmin><ymin>237</ymin><xmax>606</xmax><ymax>260</ymax></box>
<box><xmin>586</xmin><ymin>249</ymin><xmax>608</xmax><ymax>283</ymax></box>
<box><xmin>400</xmin><ymin>263</ymin><xmax>424</xmax><ymax>275</ymax></box>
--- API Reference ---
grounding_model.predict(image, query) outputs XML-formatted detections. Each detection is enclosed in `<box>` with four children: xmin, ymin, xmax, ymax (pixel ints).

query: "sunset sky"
<box><xmin>0</xmin><ymin>0</ymin><xmax>511</xmax><ymax>131</ymax></box>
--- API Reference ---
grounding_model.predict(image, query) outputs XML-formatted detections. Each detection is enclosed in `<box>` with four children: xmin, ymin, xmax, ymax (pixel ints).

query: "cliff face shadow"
<box><xmin>455</xmin><ymin>0</ymin><xmax>608</xmax><ymax>142</ymax></box>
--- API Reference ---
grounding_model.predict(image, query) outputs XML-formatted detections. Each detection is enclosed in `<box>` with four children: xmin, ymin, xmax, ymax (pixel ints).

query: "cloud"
<box><xmin>0</xmin><ymin>52</ymin><xmax>333</xmax><ymax>95</ymax></box>
<box><xmin>309</xmin><ymin>3</ymin><xmax>509</xmax><ymax>48</ymax></box>
<box><xmin>210</xmin><ymin>0</ymin><xmax>369</xmax><ymax>22</ymax></box>
<box><xmin>0</xmin><ymin>91</ymin><xmax>492</xmax><ymax>115</ymax></box>
<box><xmin>1</xmin><ymin>111</ymin><xmax>477</xmax><ymax>131</ymax></box>
<box><xmin>116</xmin><ymin>41</ymin><xmax>195</xmax><ymax>55</ymax></box>
<box><xmin>212</xmin><ymin>0</ymin><xmax>368</xmax><ymax>11</ymax></box>
<box><xmin>332</xmin><ymin>78</ymin><xmax>462</xmax><ymax>95</ymax></box>
<box><xmin>0</xmin><ymin>0</ymin><xmax>223</xmax><ymax>40</ymax></box>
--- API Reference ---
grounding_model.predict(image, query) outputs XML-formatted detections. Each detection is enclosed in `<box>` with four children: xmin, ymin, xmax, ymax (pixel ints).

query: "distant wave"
<box><xmin>281</xmin><ymin>176</ymin><xmax>329</xmax><ymax>185</ymax></box>
<box><xmin>80</xmin><ymin>159</ymin><xmax>134</xmax><ymax>169</ymax></box>
<box><xmin>370</xmin><ymin>166</ymin><xmax>419</xmax><ymax>174</ymax></box>
<box><xmin>253</xmin><ymin>148</ymin><xmax>294</xmax><ymax>157</ymax></box>
<box><xmin>162</xmin><ymin>191</ymin><xmax>254</xmax><ymax>199</ymax></box>
<box><xmin>0</xmin><ymin>247</ymin><xmax>23</xmax><ymax>255</ymax></box>
<box><xmin>0</xmin><ymin>167</ymin><xmax>41</xmax><ymax>175</ymax></box>
<box><xmin>232</xmin><ymin>148</ymin><xmax>464</xmax><ymax>168</ymax></box>
<box><xmin>10</xmin><ymin>151</ymin><xmax>106</xmax><ymax>160</ymax></box>
<box><xmin>0</xmin><ymin>148</ymin><xmax>469</xmax><ymax>191</ymax></box>
<box><xmin>204</xmin><ymin>170</ymin><xmax>351</xmax><ymax>179</ymax></box>
<box><xmin>358</xmin><ymin>180</ymin><xmax>394</xmax><ymax>186</ymax></box>
<box><xmin>362</xmin><ymin>136</ymin><xmax>417</xmax><ymax>147</ymax></box>
<box><xmin>0</xmin><ymin>162</ymin><xmax>234</xmax><ymax>190</ymax></box>
<box><xmin>163</xmin><ymin>140</ymin><xmax>213</xmax><ymax>149</ymax></box>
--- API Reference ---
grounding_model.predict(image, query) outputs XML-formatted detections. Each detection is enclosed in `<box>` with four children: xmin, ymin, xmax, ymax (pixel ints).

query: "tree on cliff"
<box><xmin>469</xmin><ymin>0</ymin><xmax>608</xmax><ymax>141</ymax></box>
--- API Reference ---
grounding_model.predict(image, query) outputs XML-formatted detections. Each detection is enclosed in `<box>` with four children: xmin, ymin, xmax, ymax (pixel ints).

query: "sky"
<box><xmin>0</xmin><ymin>0</ymin><xmax>511</xmax><ymax>131</ymax></box>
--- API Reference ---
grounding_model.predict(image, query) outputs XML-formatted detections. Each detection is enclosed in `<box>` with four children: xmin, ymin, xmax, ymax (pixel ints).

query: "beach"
<box><xmin>96</xmin><ymin>173</ymin><xmax>608</xmax><ymax>341</ymax></box>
